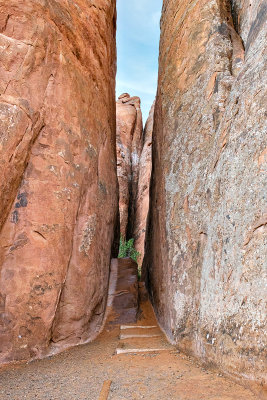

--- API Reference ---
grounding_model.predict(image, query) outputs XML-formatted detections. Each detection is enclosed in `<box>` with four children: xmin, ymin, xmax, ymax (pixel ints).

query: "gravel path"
<box><xmin>0</xmin><ymin>301</ymin><xmax>262</xmax><ymax>400</ymax></box>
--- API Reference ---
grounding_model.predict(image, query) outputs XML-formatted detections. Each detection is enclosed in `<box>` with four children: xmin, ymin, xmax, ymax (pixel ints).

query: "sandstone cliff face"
<box><xmin>146</xmin><ymin>0</ymin><xmax>267</xmax><ymax>387</ymax></box>
<box><xmin>116</xmin><ymin>93</ymin><xmax>143</xmax><ymax>238</ymax></box>
<box><xmin>0</xmin><ymin>0</ymin><xmax>117</xmax><ymax>363</ymax></box>
<box><xmin>134</xmin><ymin>103</ymin><xmax>154</xmax><ymax>267</ymax></box>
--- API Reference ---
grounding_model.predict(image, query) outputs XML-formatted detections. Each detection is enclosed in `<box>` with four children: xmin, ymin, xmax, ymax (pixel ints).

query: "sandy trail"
<box><xmin>0</xmin><ymin>298</ymin><xmax>262</xmax><ymax>400</ymax></box>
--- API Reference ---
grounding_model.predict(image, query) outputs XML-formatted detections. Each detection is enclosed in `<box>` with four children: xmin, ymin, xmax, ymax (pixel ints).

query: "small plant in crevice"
<box><xmin>118</xmin><ymin>236</ymin><xmax>140</xmax><ymax>264</ymax></box>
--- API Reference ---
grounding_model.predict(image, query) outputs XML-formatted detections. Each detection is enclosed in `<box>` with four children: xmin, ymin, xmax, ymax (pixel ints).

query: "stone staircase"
<box><xmin>107</xmin><ymin>258</ymin><xmax>173</xmax><ymax>356</ymax></box>
<box><xmin>116</xmin><ymin>323</ymin><xmax>173</xmax><ymax>355</ymax></box>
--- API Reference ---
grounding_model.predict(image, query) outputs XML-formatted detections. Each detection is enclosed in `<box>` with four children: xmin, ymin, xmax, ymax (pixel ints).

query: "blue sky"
<box><xmin>116</xmin><ymin>0</ymin><xmax>162</xmax><ymax>122</ymax></box>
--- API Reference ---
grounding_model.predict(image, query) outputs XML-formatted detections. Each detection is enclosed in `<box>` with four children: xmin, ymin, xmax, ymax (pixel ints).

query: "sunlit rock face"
<box><xmin>116</xmin><ymin>94</ymin><xmax>143</xmax><ymax>238</ymax></box>
<box><xmin>145</xmin><ymin>0</ymin><xmax>267</xmax><ymax>389</ymax></box>
<box><xmin>0</xmin><ymin>0</ymin><xmax>117</xmax><ymax>363</ymax></box>
<box><xmin>133</xmin><ymin>102</ymin><xmax>154</xmax><ymax>267</ymax></box>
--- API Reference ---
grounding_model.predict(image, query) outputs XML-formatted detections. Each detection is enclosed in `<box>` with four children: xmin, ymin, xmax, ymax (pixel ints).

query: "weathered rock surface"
<box><xmin>107</xmin><ymin>258</ymin><xmax>139</xmax><ymax>325</ymax></box>
<box><xmin>134</xmin><ymin>103</ymin><xmax>154</xmax><ymax>267</ymax></box>
<box><xmin>145</xmin><ymin>0</ymin><xmax>267</xmax><ymax>390</ymax></box>
<box><xmin>116</xmin><ymin>93</ymin><xmax>143</xmax><ymax>238</ymax></box>
<box><xmin>0</xmin><ymin>0</ymin><xmax>117</xmax><ymax>363</ymax></box>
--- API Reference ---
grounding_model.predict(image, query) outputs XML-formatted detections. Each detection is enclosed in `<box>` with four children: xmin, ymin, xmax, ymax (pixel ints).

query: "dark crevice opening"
<box><xmin>229</xmin><ymin>0</ymin><xmax>240</xmax><ymax>33</ymax></box>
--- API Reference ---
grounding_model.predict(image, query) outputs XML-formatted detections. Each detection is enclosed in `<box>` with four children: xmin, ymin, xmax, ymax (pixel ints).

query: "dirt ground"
<box><xmin>0</xmin><ymin>299</ymin><xmax>265</xmax><ymax>400</ymax></box>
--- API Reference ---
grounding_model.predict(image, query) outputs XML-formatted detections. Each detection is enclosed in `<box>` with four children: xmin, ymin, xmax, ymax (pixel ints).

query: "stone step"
<box><xmin>120</xmin><ymin>333</ymin><xmax>161</xmax><ymax>339</ymax></box>
<box><xmin>116</xmin><ymin>348</ymin><xmax>171</xmax><ymax>355</ymax></box>
<box><xmin>120</xmin><ymin>326</ymin><xmax>161</xmax><ymax>337</ymax></box>
<box><xmin>117</xmin><ymin>335</ymin><xmax>173</xmax><ymax>352</ymax></box>
<box><xmin>107</xmin><ymin>260</ymin><xmax>174</xmax><ymax>358</ymax></box>
<box><xmin>120</xmin><ymin>325</ymin><xmax>157</xmax><ymax>329</ymax></box>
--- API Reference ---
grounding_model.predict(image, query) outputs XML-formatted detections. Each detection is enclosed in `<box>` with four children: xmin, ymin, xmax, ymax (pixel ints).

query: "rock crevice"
<box><xmin>116</xmin><ymin>94</ymin><xmax>153</xmax><ymax>267</ymax></box>
<box><xmin>116</xmin><ymin>93</ymin><xmax>143</xmax><ymax>239</ymax></box>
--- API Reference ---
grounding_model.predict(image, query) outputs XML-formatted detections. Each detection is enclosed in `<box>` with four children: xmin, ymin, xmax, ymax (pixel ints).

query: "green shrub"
<box><xmin>118</xmin><ymin>236</ymin><xmax>140</xmax><ymax>264</ymax></box>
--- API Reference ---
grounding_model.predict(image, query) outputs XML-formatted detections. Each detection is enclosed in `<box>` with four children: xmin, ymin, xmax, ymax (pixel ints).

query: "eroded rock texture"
<box><xmin>116</xmin><ymin>93</ymin><xmax>143</xmax><ymax>238</ymax></box>
<box><xmin>108</xmin><ymin>258</ymin><xmax>139</xmax><ymax>325</ymax></box>
<box><xmin>0</xmin><ymin>0</ymin><xmax>117</xmax><ymax>363</ymax></box>
<box><xmin>145</xmin><ymin>0</ymin><xmax>267</xmax><ymax>389</ymax></box>
<box><xmin>134</xmin><ymin>102</ymin><xmax>154</xmax><ymax>267</ymax></box>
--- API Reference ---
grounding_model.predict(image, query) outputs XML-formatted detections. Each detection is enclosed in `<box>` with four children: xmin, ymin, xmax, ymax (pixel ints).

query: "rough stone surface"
<box><xmin>0</xmin><ymin>293</ymin><xmax>260</xmax><ymax>400</ymax></box>
<box><xmin>145</xmin><ymin>0</ymin><xmax>267</xmax><ymax>391</ymax></box>
<box><xmin>134</xmin><ymin>102</ymin><xmax>154</xmax><ymax>267</ymax></box>
<box><xmin>108</xmin><ymin>258</ymin><xmax>139</xmax><ymax>325</ymax></box>
<box><xmin>0</xmin><ymin>0</ymin><xmax>117</xmax><ymax>364</ymax></box>
<box><xmin>116</xmin><ymin>93</ymin><xmax>143</xmax><ymax>238</ymax></box>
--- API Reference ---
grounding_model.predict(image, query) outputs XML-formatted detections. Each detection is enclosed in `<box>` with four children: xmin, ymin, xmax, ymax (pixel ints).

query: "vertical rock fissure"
<box><xmin>0</xmin><ymin>104</ymin><xmax>45</xmax><ymax>233</ymax></box>
<box><xmin>127</xmin><ymin>111</ymin><xmax>140</xmax><ymax>239</ymax></box>
<box><xmin>229</xmin><ymin>0</ymin><xmax>239</xmax><ymax>34</ymax></box>
<box><xmin>126</xmin><ymin>108</ymin><xmax>138</xmax><ymax>240</ymax></box>
<box><xmin>126</xmin><ymin>174</ymin><xmax>134</xmax><ymax>240</ymax></box>
<box><xmin>116</xmin><ymin>95</ymin><xmax>154</xmax><ymax>267</ymax></box>
<box><xmin>217</xmin><ymin>0</ymin><xmax>245</xmax><ymax>77</ymax></box>
<box><xmin>116</xmin><ymin>94</ymin><xmax>143</xmax><ymax>240</ymax></box>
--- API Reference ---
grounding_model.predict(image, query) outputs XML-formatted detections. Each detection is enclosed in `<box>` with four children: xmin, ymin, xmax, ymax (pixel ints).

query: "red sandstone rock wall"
<box><xmin>134</xmin><ymin>102</ymin><xmax>154</xmax><ymax>267</ymax></box>
<box><xmin>116</xmin><ymin>94</ymin><xmax>143</xmax><ymax>238</ymax></box>
<box><xmin>146</xmin><ymin>0</ymin><xmax>267</xmax><ymax>389</ymax></box>
<box><xmin>0</xmin><ymin>0</ymin><xmax>117</xmax><ymax>363</ymax></box>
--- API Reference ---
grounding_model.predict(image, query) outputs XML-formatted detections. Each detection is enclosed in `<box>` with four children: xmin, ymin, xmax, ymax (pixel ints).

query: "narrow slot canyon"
<box><xmin>0</xmin><ymin>0</ymin><xmax>266</xmax><ymax>399</ymax></box>
<box><xmin>116</xmin><ymin>92</ymin><xmax>154</xmax><ymax>266</ymax></box>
